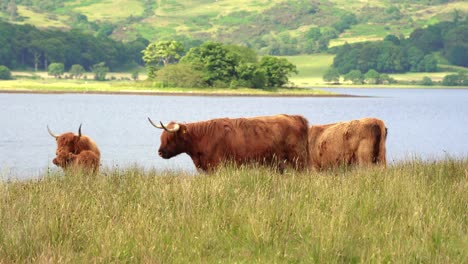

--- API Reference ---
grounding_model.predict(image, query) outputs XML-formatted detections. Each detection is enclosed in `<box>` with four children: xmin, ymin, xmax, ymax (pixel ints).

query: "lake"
<box><xmin>1</xmin><ymin>88</ymin><xmax>467</xmax><ymax>179</ymax></box>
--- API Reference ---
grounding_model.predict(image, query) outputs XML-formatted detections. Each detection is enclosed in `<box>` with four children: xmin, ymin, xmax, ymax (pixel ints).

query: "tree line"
<box><xmin>142</xmin><ymin>41</ymin><xmax>297</xmax><ymax>89</ymax></box>
<box><xmin>0</xmin><ymin>21</ymin><xmax>148</xmax><ymax>72</ymax></box>
<box><xmin>331</xmin><ymin>20</ymin><xmax>467</xmax><ymax>75</ymax></box>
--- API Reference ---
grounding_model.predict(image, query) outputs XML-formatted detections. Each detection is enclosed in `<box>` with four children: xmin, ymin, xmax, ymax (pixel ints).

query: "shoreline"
<box><xmin>0</xmin><ymin>89</ymin><xmax>365</xmax><ymax>97</ymax></box>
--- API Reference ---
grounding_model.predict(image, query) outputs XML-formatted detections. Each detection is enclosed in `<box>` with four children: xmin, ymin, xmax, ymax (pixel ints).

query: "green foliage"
<box><xmin>442</xmin><ymin>72</ymin><xmax>468</xmax><ymax>86</ymax></box>
<box><xmin>69</xmin><ymin>64</ymin><xmax>85</xmax><ymax>79</ymax></box>
<box><xmin>0</xmin><ymin>21</ymin><xmax>147</xmax><ymax>71</ymax></box>
<box><xmin>155</xmin><ymin>63</ymin><xmax>206</xmax><ymax>88</ymax></box>
<box><xmin>259</xmin><ymin>56</ymin><xmax>298</xmax><ymax>87</ymax></box>
<box><xmin>0</xmin><ymin>65</ymin><xmax>12</xmax><ymax>80</ymax></box>
<box><xmin>364</xmin><ymin>69</ymin><xmax>380</xmax><ymax>84</ymax></box>
<box><xmin>131</xmin><ymin>71</ymin><xmax>139</xmax><ymax>81</ymax></box>
<box><xmin>142</xmin><ymin>40</ymin><xmax>184</xmax><ymax>68</ymax></box>
<box><xmin>91</xmin><ymin>62</ymin><xmax>109</xmax><ymax>81</ymax></box>
<box><xmin>322</xmin><ymin>67</ymin><xmax>340</xmax><ymax>84</ymax></box>
<box><xmin>181</xmin><ymin>42</ymin><xmax>239</xmax><ymax>86</ymax></box>
<box><xmin>343</xmin><ymin>69</ymin><xmax>363</xmax><ymax>84</ymax></box>
<box><xmin>48</xmin><ymin>62</ymin><xmax>65</xmax><ymax>78</ymax></box>
<box><xmin>224</xmin><ymin>44</ymin><xmax>258</xmax><ymax>64</ymax></box>
<box><xmin>420</xmin><ymin>76</ymin><xmax>433</xmax><ymax>86</ymax></box>
<box><xmin>236</xmin><ymin>63</ymin><xmax>266</xmax><ymax>89</ymax></box>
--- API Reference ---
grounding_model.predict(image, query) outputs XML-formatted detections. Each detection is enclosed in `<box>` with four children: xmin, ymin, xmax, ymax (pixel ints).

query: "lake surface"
<box><xmin>1</xmin><ymin>88</ymin><xmax>467</xmax><ymax>179</ymax></box>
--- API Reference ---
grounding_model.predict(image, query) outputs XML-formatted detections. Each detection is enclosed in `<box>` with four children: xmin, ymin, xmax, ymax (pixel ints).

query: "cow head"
<box><xmin>47</xmin><ymin>124</ymin><xmax>83</xmax><ymax>167</ymax></box>
<box><xmin>148</xmin><ymin>117</ymin><xmax>188</xmax><ymax>159</ymax></box>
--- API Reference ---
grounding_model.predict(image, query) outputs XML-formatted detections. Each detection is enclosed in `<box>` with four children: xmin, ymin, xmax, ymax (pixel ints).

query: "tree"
<box><xmin>417</xmin><ymin>54</ymin><xmax>438</xmax><ymax>72</ymax></box>
<box><xmin>343</xmin><ymin>70</ymin><xmax>363</xmax><ymax>84</ymax></box>
<box><xmin>48</xmin><ymin>62</ymin><xmax>65</xmax><ymax>78</ymax></box>
<box><xmin>236</xmin><ymin>63</ymin><xmax>266</xmax><ymax>89</ymax></box>
<box><xmin>364</xmin><ymin>69</ymin><xmax>380</xmax><ymax>84</ymax></box>
<box><xmin>258</xmin><ymin>56</ymin><xmax>297</xmax><ymax>87</ymax></box>
<box><xmin>0</xmin><ymin>65</ymin><xmax>12</xmax><ymax>80</ymax></box>
<box><xmin>69</xmin><ymin>64</ymin><xmax>85</xmax><ymax>79</ymax></box>
<box><xmin>442</xmin><ymin>72</ymin><xmax>467</xmax><ymax>86</ymax></box>
<box><xmin>420</xmin><ymin>76</ymin><xmax>433</xmax><ymax>86</ymax></box>
<box><xmin>131</xmin><ymin>71</ymin><xmax>139</xmax><ymax>81</ymax></box>
<box><xmin>155</xmin><ymin>63</ymin><xmax>206</xmax><ymax>88</ymax></box>
<box><xmin>323</xmin><ymin>67</ymin><xmax>340</xmax><ymax>84</ymax></box>
<box><xmin>142</xmin><ymin>40</ymin><xmax>184</xmax><ymax>79</ymax></box>
<box><xmin>91</xmin><ymin>62</ymin><xmax>109</xmax><ymax>81</ymax></box>
<box><xmin>181</xmin><ymin>42</ymin><xmax>239</xmax><ymax>86</ymax></box>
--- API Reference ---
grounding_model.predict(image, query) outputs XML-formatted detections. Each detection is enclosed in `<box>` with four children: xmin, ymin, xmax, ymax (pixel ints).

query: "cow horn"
<box><xmin>78</xmin><ymin>124</ymin><xmax>82</xmax><ymax>138</ymax></box>
<box><xmin>47</xmin><ymin>125</ymin><xmax>58</xmax><ymax>139</ymax></box>
<box><xmin>148</xmin><ymin>117</ymin><xmax>164</xmax><ymax>129</ymax></box>
<box><xmin>160</xmin><ymin>122</ymin><xmax>180</xmax><ymax>133</ymax></box>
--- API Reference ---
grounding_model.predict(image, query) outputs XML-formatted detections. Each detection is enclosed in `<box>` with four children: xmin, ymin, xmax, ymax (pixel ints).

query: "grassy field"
<box><xmin>285</xmin><ymin>54</ymin><xmax>467</xmax><ymax>88</ymax></box>
<box><xmin>0</xmin><ymin>159</ymin><xmax>466</xmax><ymax>262</ymax></box>
<box><xmin>0</xmin><ymin>76</ymin><xmax>334</xmax><ymax>96</ymax></box>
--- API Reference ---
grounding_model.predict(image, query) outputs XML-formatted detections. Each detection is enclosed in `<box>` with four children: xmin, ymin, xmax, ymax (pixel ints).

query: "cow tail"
<box><xmin>378</xmin><ymin>125</ymin><xmax>388</xmax><ymax>166</ymax></box>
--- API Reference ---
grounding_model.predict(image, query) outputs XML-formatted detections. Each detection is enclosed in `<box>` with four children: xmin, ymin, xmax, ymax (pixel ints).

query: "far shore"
<box><xmin>0</xmin><ymin>88</ymin><xmax>366</xmax><ymax>97</ymax></box>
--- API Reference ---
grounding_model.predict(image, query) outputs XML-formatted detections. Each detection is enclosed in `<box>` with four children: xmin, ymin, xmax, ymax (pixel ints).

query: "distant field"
<box><xmin>284</xmin><ymin>54</ymin><xmax>467</xmax><ymax>87</ymax></box>
<box><xmin>284</xmin><ymin>54</ymin><xmax>334</xmax><ymax>86</ymax></box>
<box><xmin>15</xmin><ymin>6</ymin><xmax>69</xmax><ymax>28</ymax></box>
<box><xmin>71</xmin><ymin>0</ymin><xmax>144</xmax><ymax>22</ymax></box>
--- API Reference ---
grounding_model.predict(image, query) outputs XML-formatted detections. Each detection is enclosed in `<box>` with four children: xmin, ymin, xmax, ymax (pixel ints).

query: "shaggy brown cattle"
<box><xmin>308</xmin><ymin>117</ymin><xmax>387</xmax><ymax>170</ymax></box>
<box><xmin>148</xmin><ymin>114</ymin><xmax>309</xmax><ymax>172</ymax></box>
<box><xmin>47</xmin><ymin>124</ymin><xmax>101</xmax><ymax>173</ymax></box>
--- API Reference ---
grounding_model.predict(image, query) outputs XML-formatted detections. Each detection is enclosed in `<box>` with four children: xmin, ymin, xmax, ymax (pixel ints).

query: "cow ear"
<box><xmin>180</xmin><ymin>124</ymin><xmax>188</xmax><ymax>134</ymax></box>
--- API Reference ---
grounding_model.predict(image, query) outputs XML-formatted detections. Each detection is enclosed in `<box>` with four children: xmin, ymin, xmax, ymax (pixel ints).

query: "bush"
<box><xmin>155</xmin><ymin>63</ymin><xmax>206</xmax><ymax>88</ymax></box>
<box><xmin>69</xmin><ymin>64</ymin><xmax>85</xmax><ymax>79</ymax></box>
<box><xmin>0</xmin><ymin>65</ymin><xmax>12</xmax><ymax>80</ymax></box>
<box><xmin>442</xmin><ymin>72</ymin><xmax>467</xmax><ymax>86</ymax></box>
<box><xmin>48</xmin><ymin>63</ymin><xmax>65</xmax><ymax>78</ymax></box>
<box><xmin>420</xmin><ymin>76</ymin><xmax>433</xmax><ymax>86</ymax></box>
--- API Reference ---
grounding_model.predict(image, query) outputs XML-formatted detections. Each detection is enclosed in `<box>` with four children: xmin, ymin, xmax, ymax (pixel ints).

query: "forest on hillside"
<box><xmin>0</xmin><ymin>0</ymin><xmax>466</xmax><ymax>56</ymax></box>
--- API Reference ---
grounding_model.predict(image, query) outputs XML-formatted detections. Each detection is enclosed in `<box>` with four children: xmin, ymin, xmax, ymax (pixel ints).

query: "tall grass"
<box><xmin>1</xmin><ymin>159</ymin><xmax>467</xmax><ymax>262</ymax></box>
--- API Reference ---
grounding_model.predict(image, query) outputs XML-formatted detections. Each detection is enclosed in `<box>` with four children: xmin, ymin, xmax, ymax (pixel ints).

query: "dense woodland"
<box><xmin>0</xmin><ymin>21</ymin><xmax>149</xmax><ymax>71</ymax></box>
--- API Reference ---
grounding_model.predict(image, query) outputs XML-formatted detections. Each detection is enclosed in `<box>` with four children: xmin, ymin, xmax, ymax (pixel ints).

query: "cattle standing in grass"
<box><xmin>47</xmin><ymin>124</ymin><xmax>101</xmax><ymax>173</ymax></box>
<box><xmin>148</xmin><ymin>114</ymin><xmax>309</xmax><ymax>172</ymax></box>
<box><xmin>308</xmin><ymin>118</ymin><xmax>387</xmax><ymax>170</ymax></box>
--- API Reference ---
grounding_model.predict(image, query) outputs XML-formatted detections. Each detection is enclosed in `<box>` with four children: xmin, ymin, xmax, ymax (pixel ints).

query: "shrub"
<box><xmin>155</xmin><ymin>63</ymin><xmax>206</xmax><ymax>88</ymax></box>
<box><xmin>420</xmin><ymin>76</ymin><xmax>433</xmax><ymax>86</ymax></box>
<box><xmin>0</xmin><ymin>65</ymin><xmax>12</xmax><ymax>80</ymax></box>
<box><xmin>48</xmin><ymin>63</ymin><xmax>65</xmax><ymax>78</ymax></box>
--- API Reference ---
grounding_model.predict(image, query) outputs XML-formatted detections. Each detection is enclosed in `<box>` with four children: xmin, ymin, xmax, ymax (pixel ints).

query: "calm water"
<box><xmin>1</xmin><ymin>88</ymin><xmax>467</xmax><ymax>179</ymax></box>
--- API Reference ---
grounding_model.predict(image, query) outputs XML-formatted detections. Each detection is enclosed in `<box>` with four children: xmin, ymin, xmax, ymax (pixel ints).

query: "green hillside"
<box><xmin>1</xmin><ymin>0</ymin><xmax>466</xmax><ymax>51</ymax></box>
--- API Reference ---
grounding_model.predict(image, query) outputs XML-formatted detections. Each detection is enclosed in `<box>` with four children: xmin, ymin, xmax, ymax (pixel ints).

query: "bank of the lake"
<box><xmin>0</xmin><ymin>79</ymin><xmax>339</xmax><ymax>97</ymax></box>
<box><xmin>1</xmin><ymin>159</ymin><xmax>466</xmax><ymax>262</ymax></box>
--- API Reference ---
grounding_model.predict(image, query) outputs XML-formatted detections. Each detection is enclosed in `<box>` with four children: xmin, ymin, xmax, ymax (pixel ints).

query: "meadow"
<box><xmin>0</xmin><ymin>159</ymin><xmax>466</xmax><ymax>262</ymax></box>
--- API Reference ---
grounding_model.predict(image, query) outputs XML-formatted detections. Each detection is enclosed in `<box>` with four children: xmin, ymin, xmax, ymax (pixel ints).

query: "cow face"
<box><xmin>148</xmin><ymin>118</ymin><xmax>188</xmax><ymax>159</ymax></box>
<box><xmin>48</xmin><ymin>125</ymin><xmax>82</xmax><ymax>167</ymax></box>
<box><xmin>159</xmin><ymin>123</ymin><xmax>189</xmax><ymax>159</ymax></box>
<box><xmin>53</xmin><ymin>149</ymin><xmax>75</xmax><ymax>167</ymax></box>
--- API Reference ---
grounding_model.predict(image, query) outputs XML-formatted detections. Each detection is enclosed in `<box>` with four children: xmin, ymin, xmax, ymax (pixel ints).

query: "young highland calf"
<box><xmin>48</xmin><ymin>124</ymin><xmax>101</xmax><ymax>173</ymax></box>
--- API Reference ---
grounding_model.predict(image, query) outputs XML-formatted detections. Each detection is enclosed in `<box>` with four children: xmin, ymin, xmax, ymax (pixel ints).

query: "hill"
<box><xmin>1</xmin><ymin>0</ymin><xmax>467</xmax><ymax>54</ymax></box>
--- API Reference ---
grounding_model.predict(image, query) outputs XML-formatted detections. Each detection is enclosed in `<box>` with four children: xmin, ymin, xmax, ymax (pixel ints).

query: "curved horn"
<box><xmin>160</xmin><ymin>122</ymin><xmax>180</xmax><ymax>133</ymax></box>
<box><xmin>47</xmin><ymin>125</ymin><xmax>58</xmax><ymax>139</ymax></box>
<box><xmin>78</xmin><ymin>124</ymin><xmax>82</xmax><ymax>138</ymax></box>
<box><xmin>148</xmin><ymin>117</ymin><xmax>164</xmax><ymax>129</ymax></box>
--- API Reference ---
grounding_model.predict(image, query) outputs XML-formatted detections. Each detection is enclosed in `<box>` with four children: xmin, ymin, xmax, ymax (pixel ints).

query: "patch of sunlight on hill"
<box><xmin>154</xmin><ymin>0</ymin><xmax>279</xmax><ymax>18</ymax></box>
<box><xmin>15</xmin><ymin>5</ymin><xmax>69</xmax><ymax>28</ymax></box>
<box><xmin>413</xmin><ymin>2</ymin><xmax>468</xmax><ymax>21</ymax></box>
<box><xmin>73</xmin><ymin>0</ymin><xmax>144</xmax><ymax>22</ymax></box>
